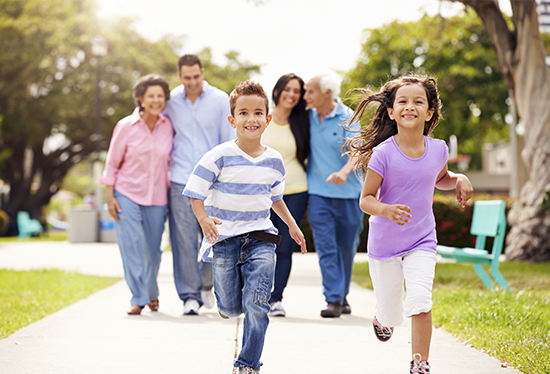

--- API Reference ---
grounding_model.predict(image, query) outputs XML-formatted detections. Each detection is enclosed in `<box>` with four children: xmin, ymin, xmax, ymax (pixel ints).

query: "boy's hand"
<box><xmin>384</xmin><ymin>204</ymin><xmax>412</xmax><ymax>226</ymax></box>
<box><xmin>199</xmin><ymin>217</ymin><xmax>222</xmax><ymax>244</ymax></box>
<box><xmin>456</xmin><ymin>175</ymin><xmax>474</xmax><ymax>208</ymax></box>
<box><xmin>289</xmin><ymin>223</ymin><xmax>307</xmax><ymax>254</ymax></box>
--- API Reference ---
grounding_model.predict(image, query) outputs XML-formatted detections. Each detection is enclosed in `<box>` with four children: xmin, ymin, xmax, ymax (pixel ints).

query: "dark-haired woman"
<box><xmin>100</xmin><ymin>74</ymin><xmax>173</xmax><ymax>315</ymax></box>
<box><xmin>262</xmin><ymin>73</ymin><xmax>310</xmax><ymax>317</ymax></box>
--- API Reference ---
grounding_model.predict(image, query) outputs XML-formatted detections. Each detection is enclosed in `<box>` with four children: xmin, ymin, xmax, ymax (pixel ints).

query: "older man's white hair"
<box><xmin>317</xmin><ymin>74</ymin><xmax>341</xmax><ymax>100</ymax></box>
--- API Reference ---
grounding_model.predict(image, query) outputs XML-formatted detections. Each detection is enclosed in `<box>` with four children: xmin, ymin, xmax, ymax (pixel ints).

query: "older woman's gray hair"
<box><xmin>318</xmin><ymin>74</ymin><xmax>341</xmax><ymax>100</ymax></box>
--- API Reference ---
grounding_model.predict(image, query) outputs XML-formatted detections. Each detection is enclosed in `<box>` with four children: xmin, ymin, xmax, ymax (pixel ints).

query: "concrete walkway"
<box><xmin>0</xmin><ymin>241</ymin><xmax>520</xmax><ymax>374</ymax></box>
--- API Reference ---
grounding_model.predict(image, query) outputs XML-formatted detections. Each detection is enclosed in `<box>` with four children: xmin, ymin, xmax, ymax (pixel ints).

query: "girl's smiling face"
<box><xmin>387</xmin><ymin>84</ymin><xmax>434</xmax><ymax>132</ymax></box>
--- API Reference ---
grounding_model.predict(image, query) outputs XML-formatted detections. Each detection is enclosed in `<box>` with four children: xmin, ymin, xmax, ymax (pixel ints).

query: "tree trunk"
<box><xmin>459</xmin><ymin>0</ymin><xmax>550</xmax><ymax>261</ymax></box>
<box><xmin>4</xmin><ymin>137</ymin><xmax>95</xmax><ymax>224</ymax></box>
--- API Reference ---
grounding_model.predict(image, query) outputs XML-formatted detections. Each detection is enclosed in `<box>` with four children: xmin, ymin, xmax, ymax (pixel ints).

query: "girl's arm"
<box><xmin>435</xmin><ymin>164</ymin><xmax>474</xmax><ymax>208</ymax></box>
<box><xmin>271</xmin><ymin>200</ymin><xmax>307</xmax><ymax>254</ymax></box>
<box><xmin>360</xmin><ymin>169</ymin><xmax>412</xmax><ymax>226</ymax></box>
<box><xmin>190</xmin><ymin>198</ymin><xmax>222</xmax><ymax>244</ymax></box>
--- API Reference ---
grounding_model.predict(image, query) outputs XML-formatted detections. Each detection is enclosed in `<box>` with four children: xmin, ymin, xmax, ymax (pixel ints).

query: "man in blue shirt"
<box><xmin>163</xmin><ymin>54</ymin><xmax>235</xmax><ymax>315</ymax></box>
<box><xmin>304</xmin><ymin>74</ymin><xmax>364</xmax><ymax>318</ymax></box>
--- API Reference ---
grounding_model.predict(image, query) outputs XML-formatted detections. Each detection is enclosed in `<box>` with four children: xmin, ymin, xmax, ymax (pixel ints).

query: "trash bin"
<box><xmin>99</xmin><ymin>209</ymin><xmax>116</xmax><ymax>243</ymax></box>
<box><xmin>69</xmin><ymin>207</ymin><xmax>98</xmax><ymax>243</ymax></box>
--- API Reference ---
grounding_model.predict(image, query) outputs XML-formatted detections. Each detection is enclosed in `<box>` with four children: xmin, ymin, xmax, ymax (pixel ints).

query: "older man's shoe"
<box><xmin>320</xmin><ymin>302</ymin><xmax>342</xmax><ymax>318</ymax></box>
<box><xmin>342</xmin><ymin>297</ymin><xmax>351</xmax><ymax>314</ymax></box>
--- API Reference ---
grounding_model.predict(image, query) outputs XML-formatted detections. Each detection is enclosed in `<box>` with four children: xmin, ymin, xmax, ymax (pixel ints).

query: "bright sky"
<box><xmin>96</xmin><ymin>0</ymin><xmax>511</xmax><ymax>91</ymax></box>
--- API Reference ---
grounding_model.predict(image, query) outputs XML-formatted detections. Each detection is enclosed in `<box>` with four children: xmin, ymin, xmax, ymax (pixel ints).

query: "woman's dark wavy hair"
<box><xmin>272</xmin><ymin>73</ymin><xmax>310</xmax><ymax>171</ymax></box>
<box><xmin>133</xmin><ymin>74</ymin><xmax>171</xmax><ymax>111</ymax></box>
<box><xmin>344</xmin><ymin>75</ymin><xmax>442</xmax><ymax>171</ymax></box>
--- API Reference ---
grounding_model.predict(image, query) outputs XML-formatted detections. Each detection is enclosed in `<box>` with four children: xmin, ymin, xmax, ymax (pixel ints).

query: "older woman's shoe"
<box><xmin>148</xmin><ymin>299</ymin><xmax>159</xmax><ymax>312</ymax></box>
<box><xmin>127</xmin><ymin>305</ymin><xmax>144</xmax><ymax>315</ymax></box>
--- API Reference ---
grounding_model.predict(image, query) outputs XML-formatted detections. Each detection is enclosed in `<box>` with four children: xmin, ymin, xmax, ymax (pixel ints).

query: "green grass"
<box><xmin>0</xmin><ymin>230</ymin><xmax>67</xmax><ymax>242</ymax></box>
<box><xmin>0</xmin><ymin>269</ymin><xmax>120</xmax><ymax>339</ymax></box>
<box><xmin>353</xmin><ymin>261</ymin><xmax>550</xmax><ymax>374</ymax></box>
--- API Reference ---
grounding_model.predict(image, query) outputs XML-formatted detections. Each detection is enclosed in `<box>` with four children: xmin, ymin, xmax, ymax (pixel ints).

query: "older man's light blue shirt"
<box><xmin>163</xmin><ymin>81</ymin><xmax>235</xmax><ymax>185</ymax></box>
<box><xmin>307</xmin><ymin>98</ymin><xmax>363</xmax><ymax>199</ymax></box>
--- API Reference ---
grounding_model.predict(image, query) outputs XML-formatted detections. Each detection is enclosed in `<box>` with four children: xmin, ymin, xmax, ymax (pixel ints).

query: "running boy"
<box><xmin>183</xmin><ymin>81</ymin><xmax>307</xmax><ymax>374</ymax></box>
<box><xmin>344</xmin><ymin>75</ymin><xmax>473</xmax><ymax>374</ymax></box>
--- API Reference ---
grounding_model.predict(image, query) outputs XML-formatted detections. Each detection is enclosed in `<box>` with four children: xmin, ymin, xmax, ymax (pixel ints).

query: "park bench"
<box><xmin>17</xmin><ymin>211</ymin><xmax>43</xmax><ymax>240</ymax></box>
<box><xmin>436</xmin><ymin>200</ymin><xmax>509</xmax><ymax>291</ymax></box>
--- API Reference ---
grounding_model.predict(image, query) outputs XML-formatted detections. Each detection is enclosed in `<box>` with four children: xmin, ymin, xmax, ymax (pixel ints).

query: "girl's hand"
<box><xmin>106</xmin><ymin>194</ymin><xmax>122</xmax><ymax>221</ymax></box>
<box><xmin>384</xmin><ymin>204</ymin><xmax>412</xmax><ymax>226</ymax></box>
<box><xmin>289</xmin><ymin>224</ymin><xmax>307</xmax><ymax>254</ymax></box>
<box><xmin>456</xmin><ymin>175</ymin><xmax>474</xmax><ymax>208</ymax></box>
<box><xmin>199</xmin><ymin>217</ymin><xmax>222</xmax><ymax>244</ymax></box>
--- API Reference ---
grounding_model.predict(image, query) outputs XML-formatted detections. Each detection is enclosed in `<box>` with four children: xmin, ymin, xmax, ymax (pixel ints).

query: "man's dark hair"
<box><xmin>178</xmin><ymin>54</ymin><xmax>202</xmax><ymax>72</ymax></box>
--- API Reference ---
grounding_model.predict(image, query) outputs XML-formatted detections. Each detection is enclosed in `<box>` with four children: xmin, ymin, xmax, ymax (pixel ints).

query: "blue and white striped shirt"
<box><xmin>183</xmin><ymin>140</ymin><xmax>286</xmax><ymax>262</ymax></box>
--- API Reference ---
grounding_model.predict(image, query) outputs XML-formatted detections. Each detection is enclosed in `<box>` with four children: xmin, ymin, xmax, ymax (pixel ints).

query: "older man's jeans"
<box><xmin>212</xmin><ymin>236</ymin><xmax>275</xmax><ymax>371</ymax></box>
<box><xmin>169</xmin><ymin>182</ymin><xmax>213</xmax><ymax>306</ymax></box>
<box><xmin>114</xmin><ymin>191</ymin><xmax>167</xmax><ymax>307</ymax></box>
<box><xmin>308</xmin><ymin>194</ymin><xmax>363</xmax><ymax>304</ymax></box>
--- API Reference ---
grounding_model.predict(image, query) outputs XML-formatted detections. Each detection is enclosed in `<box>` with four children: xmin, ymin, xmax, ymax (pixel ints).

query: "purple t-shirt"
<box><xmin>367</xmin><ymin>136</ymin><xmax>448</xmax><ymax>260</ymax></box>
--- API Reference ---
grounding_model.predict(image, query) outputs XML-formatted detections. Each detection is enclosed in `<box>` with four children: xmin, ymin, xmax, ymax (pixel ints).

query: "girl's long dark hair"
<box><xmin>272</xmin><ymin>73</ymin><xmax>310</xmax><ymax>171</ymax></box>
<box><xmin>344</xmin><ymin>75</ymin><xmax>442</xmax><ymax>171</ymax></box>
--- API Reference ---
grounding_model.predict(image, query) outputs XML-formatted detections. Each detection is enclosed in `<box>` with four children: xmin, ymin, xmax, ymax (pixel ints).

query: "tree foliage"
<box><xmin>198</xmin><ymin>48</ymin><xmax>262</xmax><ymax>94</ymax></box>
<box><xmin>342</xmin><ymin>12</ymin><xmax>510</xmax><ymax>170</ymax></box>
<box><xmin>0</xmin><ymin>0</ymin><xmax>260</xmax><ymax>223</ymax></box>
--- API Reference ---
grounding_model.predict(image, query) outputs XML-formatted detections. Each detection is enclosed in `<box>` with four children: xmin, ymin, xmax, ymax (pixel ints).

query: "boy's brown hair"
<box><xmin>229</xmin><ymin>81</ymin><xmax>269</xmax><ymax>116</ymax></box>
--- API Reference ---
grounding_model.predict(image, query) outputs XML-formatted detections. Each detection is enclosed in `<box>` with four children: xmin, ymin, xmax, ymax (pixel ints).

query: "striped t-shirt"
<box><xmin>183</xmin><ymin>140</ymin><xmax>286</xmax><ymax>262</ymax></box>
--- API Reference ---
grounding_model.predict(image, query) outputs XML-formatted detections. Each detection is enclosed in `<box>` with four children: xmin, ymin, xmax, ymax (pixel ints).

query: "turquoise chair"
<box><xmin>17</xmin><ymin>211</ymin><xmax>43</xmax><ymax>240</ymax></box>
<box><xmin>437</xmin><ymin>200</ymin><xmax>509</xmax><ymax>291</ymax></box>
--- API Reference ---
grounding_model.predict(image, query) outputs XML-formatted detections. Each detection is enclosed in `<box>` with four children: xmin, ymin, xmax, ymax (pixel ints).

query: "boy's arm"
<box><xmin>271</xmin><ymin>200</ymin><xmax>307</xmax><ymax>254</ymax></box>
<box><xmin>435</xmin><ymin>164</ymin><xmax>474</xmax><ymax>208</ymax></box>
<box><xmin>190</xmin><ymin>198</ymin><xmax>222</xmax><ymax>244</ymax></box>
<box><xmin>360</xmin><ymin>169</ymin><xmax>412</xmax><ymax>226</ymax></box>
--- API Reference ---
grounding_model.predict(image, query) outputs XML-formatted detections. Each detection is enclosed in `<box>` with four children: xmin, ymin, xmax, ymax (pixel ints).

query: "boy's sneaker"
<box><xmin>183</xmin><ymin>299</ymin><xmax>200</xmax><ymax>315</ymax></box>
<box><xmin>238</xmin><ymin>366</ymin><xmax>259</xmax><ymax>374</ymax></box>
<box><xmin>410</xmin><ymin>353</ymin><xmax>431</xmax><ymax>374</ymax></box>
<box><xmin>268</xmin><ymin>301</ymin><xmax>286</xmax><ymax>317</ymax></box>
<box><xmin>372</xmin><ymin>316</ymin><xmax>394</xmax><ymax>342</ymax></box>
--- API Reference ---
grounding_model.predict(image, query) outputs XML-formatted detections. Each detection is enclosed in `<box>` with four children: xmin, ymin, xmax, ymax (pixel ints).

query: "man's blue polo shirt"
<box><xmin>163</xmin><ymin>81</ymin><xmax>234</xmax><ymax>185</ymax></box>
<box><xmin>307</xmin><ymin>98</ymin><xmax>362</xmax><ymax>199</ymax></box>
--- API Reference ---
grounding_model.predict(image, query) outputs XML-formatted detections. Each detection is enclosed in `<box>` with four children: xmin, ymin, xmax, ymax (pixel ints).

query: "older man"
<box><xmin>163</xmin><ymin>54</ymin><xmax>234</xmax><ymax>315</ymax></box>
<box><xmin>304</xmin><ymin>74</ymin><xmax>364</xmax><ymax>318</ymax></box>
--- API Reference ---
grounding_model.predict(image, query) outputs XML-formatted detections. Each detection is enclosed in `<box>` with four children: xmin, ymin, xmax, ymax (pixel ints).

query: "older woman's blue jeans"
<box><xmin>269</xmin><ymin>191</ymin><xmax>308</xmax><ymax>303</ymax></box>
<box><xmin>212</xmin><ymin>236</ymin><xmax>275</xmax><ymax>371</ymax></box>
<box><xmin>114</xmin><ymin>190</ymin><xmax>167</xmax><ymax>306</ymax></box>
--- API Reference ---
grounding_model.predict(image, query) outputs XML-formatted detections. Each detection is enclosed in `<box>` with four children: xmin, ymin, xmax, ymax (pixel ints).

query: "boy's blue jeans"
<box><xmin>212</xmin><ymin>236</ymin><xmax>275</xmax><ymax>371</ymax></box>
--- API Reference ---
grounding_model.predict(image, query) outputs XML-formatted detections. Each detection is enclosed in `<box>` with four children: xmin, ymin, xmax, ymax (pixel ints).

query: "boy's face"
<box><xmin>228</xmin><ymin>95</ymin><xmax>272</xmax><ymax>142</ymax></box>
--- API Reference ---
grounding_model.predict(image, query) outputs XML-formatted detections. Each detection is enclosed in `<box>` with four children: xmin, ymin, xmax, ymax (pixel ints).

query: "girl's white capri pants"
<box><xmin>368</xmin><ymin>250</ymin><xmax>436</xmax><ymax>327</ymax></box>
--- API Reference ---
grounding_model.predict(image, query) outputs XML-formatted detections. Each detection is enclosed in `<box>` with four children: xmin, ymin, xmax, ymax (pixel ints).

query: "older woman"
<box><xmin>262</xmin><ymin>73</ymin><xmax>310</xmax><ymax>317</ymax></box>
<box><xmin>100</xmin><ymin>74</ymin><xmax>173</xmax><ymax>315</ymax></box>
